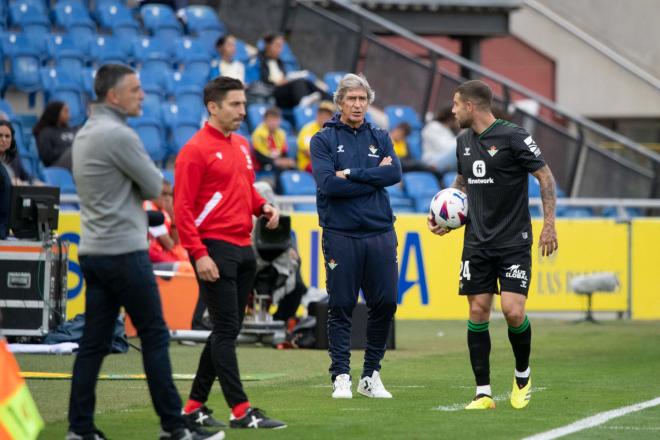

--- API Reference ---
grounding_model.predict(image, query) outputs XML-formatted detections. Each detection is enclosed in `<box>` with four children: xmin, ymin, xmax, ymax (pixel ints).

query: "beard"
<box><xmin>457</xmin><ymin>115</ymin><xmax>472</xmax><ymax>129</ymax></box>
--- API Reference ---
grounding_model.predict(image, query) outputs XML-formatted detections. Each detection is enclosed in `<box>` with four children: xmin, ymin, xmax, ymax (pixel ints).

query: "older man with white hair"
<box><xmin>310</xmin><ymin>73</ymin><xmax>402</xmax><ymax>399</ymax></box>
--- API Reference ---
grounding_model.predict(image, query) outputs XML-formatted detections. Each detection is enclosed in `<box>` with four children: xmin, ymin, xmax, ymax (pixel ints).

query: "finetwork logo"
<box><xmin>505</xmin><ymin>264</ymin><xmax>528</xmax><ymax>281</ymax></box>
<box><xmin>467</xmin><ymin>177</ymin><xmax>494</xmax><ymax>184</ymax></box>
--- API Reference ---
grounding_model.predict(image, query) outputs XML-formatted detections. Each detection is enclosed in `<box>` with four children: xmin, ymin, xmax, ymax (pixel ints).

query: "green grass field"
<box><xmin>16</xmin><ymin>319</ymin><xmax>660</xmax><ymax>439</ymax></box>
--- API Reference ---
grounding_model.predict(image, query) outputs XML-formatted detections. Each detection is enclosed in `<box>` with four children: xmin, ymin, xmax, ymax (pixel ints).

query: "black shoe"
<box><xmin>66</xmin><ymin>429</ymin><xmax>108</xmax><ymax>440</ymax></box>
<box><xmin>159</xmin><ymin>427</ymin><xmax>225</xmax><ymax>440</ymax></box>
<box><xmin>229</xmin><ymin>407</ymin><xmax>287</xmax><ymax>429</ymax></box>
<box><xmin>183</xmin><ymin>406</ymin><xmax>227</xmax><ymax>429</ymax></box>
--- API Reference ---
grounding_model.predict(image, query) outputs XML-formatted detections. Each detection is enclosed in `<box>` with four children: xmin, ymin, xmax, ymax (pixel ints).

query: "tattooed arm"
<box><xmin>451</xmin><ymin>173</ymin><xmax>467</xmax><ymax>193</ymax></box>
<box><xmin>531</xmin><ymin>165</ymin><xmax>558</xmax><ymax>256</ymax></box>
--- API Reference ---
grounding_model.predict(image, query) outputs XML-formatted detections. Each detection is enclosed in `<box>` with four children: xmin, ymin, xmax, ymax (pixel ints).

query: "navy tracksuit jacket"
<box><xmin>310</xmin><ymin>114</ymin><xmax>401</xmax><ymax>379</ymax></box>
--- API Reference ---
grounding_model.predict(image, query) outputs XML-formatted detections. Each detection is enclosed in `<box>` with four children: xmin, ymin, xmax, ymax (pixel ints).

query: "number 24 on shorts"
<box><xmin>460</xmin><ymin>260</ymin><xmax>471</xmax><ymax>280</ymax></box>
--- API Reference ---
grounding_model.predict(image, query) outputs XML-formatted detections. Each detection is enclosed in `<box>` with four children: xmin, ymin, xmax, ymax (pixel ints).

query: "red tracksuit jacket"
<box><xmin>174</xmin><ymin>122</ymin><xmax>266</xmax><ymax>261</ymax></box>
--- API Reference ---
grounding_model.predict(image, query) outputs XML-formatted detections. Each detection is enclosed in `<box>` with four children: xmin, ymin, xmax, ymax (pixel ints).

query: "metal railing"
<box><xmin>217</xmin><ymin>0</ymin><xmax>659</xmax><ymax>200</ymax></box>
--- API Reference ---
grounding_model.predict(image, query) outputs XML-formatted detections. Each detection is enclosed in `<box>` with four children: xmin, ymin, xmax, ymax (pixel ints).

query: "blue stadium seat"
<box><xmin>140</xmin><ymin>4</ymin><xmax>182</xmax><ymax>41</ymax></box>
<box><xmin>139</xmin><ymin>66</ymin><xmax>174</xmax><ymax>97</ymax></box>
<box><xmin>558</xmin><ymin>207</ymin><xmax>594</xmax><ymax>218</ymax></box>
<box><xmin>406</xmin><ymin>130</ymin><xmax>422</xmax><ymax>160</ymax></box>
<box><xmin>3</xmin><ymin>32</ymin><xmax>49</xmax><ymax>63</ymax></box>
<box><xmin>9</xmin><ymin>1</ymin><xmax>50</xmax><ymax>35</ymax></box>
<box><xmin>134</xmin><ymin>37</ymin><xmax>175</xmax><ymax>67</ymax></box>
<box><xmin>89</xmin><ymin>35</ymin><xmax>131</xmax><ymax>65</ymax></box>
<box><xmin>385</xmin><ymin>105</ymin><xmax>422</xmax><ymax>131</ymax></box>
<box><xmin>293</xmin><ymin>104</ymin><xmax>317</xmax><ymax>132</ymax></box>
<box><xmin>171</xmin><ymin>70</ymin><xmax>207</xmax><ymax>94</ymax></box>
<box><xmin>81</xmin><ymin>67</ymin><xmax>97</xmax><ymax>100</ymax></box>
<box><xmin>279</xmin><ymin>118</ymin><xmax>294</xmax><ymax>136</ymax></box>
<box><xmin>247</xmin><ymin>103</ymin><xmax>268</xmax><ymax>131</ymax></box>
<box><xmin>442</xmin><ymin>171</ymin><xmax>457</xmax><ymax>189</ymax></box>
<box><xmin>170</xmin><ymin>119</ymin><xmax>200</xmax><ymax>156</ymax></box>
<box><xmin>162</xmin><ymin>103</ymin><xmax>202</xmax><ymax>131</ymax></box>
<box><xmin>178</xmin><ymin>5</ymin><xmax>226</xmax><ymax>36</ymax></box>
<box><xmin>179</xmin><ymin>55</ymin><xmax>211</xmax><ymax>86</ymax></box>
<box><xmin>385</xmin><ymin>183</ymin><xmax>406</xmax><ymax>199</ymax></box>
<box><xmin>53</xmin><ymin>2</ymin><xmax>94</xmax><ymax>33</ymax></box>
<box><xmin>174</xmin><ymin>37</ymin><xmax>208</xmax><ymax>65</ymax></box>
<box><xmin>412</xmin><ymin>195</ymin><xmax>433</xmax><ymax>213</ymax></box>
<box><xmin>244</xmin><ymin>57</ymin><xmax>261</xmax><ymax>85</ymax></box>
<box><xmin>279</xmin><ymin>170</ymin><xmax>316</xmax><ymax>196</ymax></box>
<box><xmin>49</xmin><ymin>85</ymin><xmax>87</xmax><ymax>127</ymax></box>
<box><xmin>323</xmin><ymin>71</ymin><xmax>346</xmax><ymax>95</ymax></box>
<box><xmin>141</xmin><ymin>85</ymin><xmax>164</xmax><ymax>120</ymax></box>
<box><xmin>390</xmin><ymin>197</ymin><xmax>415</xmax><ymax>213</ymax></box>
<box><xmin>162</xmin><ymin>168</ymin><xmax>174</xmax><ymax>186</ymax></box>
<box><xmin>174</xmin><ymin>86</ymin><xmax>205</xmax><ymax>121</ymax></box>
<box><xmin>294</xmin><ymin>203</ymin><xmax>317</xmax><ymax>212</ymax></box>
<box><xmin>128</xmin><ymin>116</ymin><xmax>167</xmax><ymax>163</ymax></box>
<box><xmin>529</xmin><ymin>206</ymin><xmax>542</xmax><ymax>218</ymax></box>
<box><xmin>402</xmin><ymin>171</ymin><xmax>440</xmax><ymax>197</ymax></box>
<box><xmin>528</xmin><ymin>174</ymin><xmax>541</xmax><ymax>197</ymax></box>
<box><xmin>234</xmin><ymin>38</ymin><xmax>250</xmax><ymax>64</ymax></box>
<box><xmin>0</xmin><ymin>99</ymin><xmax>16</xmax><ymax>120</ymax></box>
<box><xmin>95</xmin><ymin>1</ymin><xmax>140</xmax><ymax>37</ymax></box>
<box><xmin>8</xmin><ymin>47</ymin><xmax>42</xmax><ymax>94</ymax></box>
<box><xmin>43</xmin><ymin>167</ymin><xmax>77</xmax><ymax>194</ymax></box>
<box><xmin>286</xmin><ymin>134</ymin><xmax>298</xmax><ymax>160</ymax></box>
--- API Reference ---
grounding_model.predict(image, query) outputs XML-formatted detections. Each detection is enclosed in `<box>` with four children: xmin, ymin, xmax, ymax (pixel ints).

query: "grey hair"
<box><xmin>333</xmin><ymin>73</ymin><xmax>375</xmax><ymax>106</ymax></box>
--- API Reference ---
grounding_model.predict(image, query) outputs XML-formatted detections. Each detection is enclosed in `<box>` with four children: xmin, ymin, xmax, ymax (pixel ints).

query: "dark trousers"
<box><xmin>322</xmin><ymin>230</ymin><xmax>398</xmax><ymax>379</ymax></box>
<box><xmin>189</xmin><ymin>239</ymin><xmax>256</xmax><ymax>408</ymax></box>
<box><xmin>69</xmin><ymin>251</ymin><xmax>183</xmax><ymax>433</ymax></box>
<box><xmin>272</xmin><ymin>78</ymin><xmax>330</xmax><ymax>109</ymax></box>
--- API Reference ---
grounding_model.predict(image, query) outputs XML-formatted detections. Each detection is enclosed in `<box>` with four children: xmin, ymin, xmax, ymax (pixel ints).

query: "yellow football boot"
<box><xmin>465</xmin><ymin>394</ymin><xmax>496</xmax><ymax>410</ymax></box>
<box><xmin>510</xmin><ymin>376</ymin><xmax>531</xmax><ymax>409</ymax></box>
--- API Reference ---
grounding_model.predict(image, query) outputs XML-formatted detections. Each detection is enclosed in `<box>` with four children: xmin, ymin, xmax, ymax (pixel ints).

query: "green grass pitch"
<box><xmin>15</xmin><ymin>319</ymin><xmax>660</xmax><ymax>439</ymax></box>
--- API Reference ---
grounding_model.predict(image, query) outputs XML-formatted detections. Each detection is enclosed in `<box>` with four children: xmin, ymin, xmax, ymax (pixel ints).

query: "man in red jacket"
<box><xmin>174</xmin><ymin>76</ymin><xmax>286</xmax><ymax>430</ymax></box>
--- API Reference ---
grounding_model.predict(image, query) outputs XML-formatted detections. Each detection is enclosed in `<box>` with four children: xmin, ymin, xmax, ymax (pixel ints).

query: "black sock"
<box><xmin>508</xmin><ymin>315</ymin><xmax>532</xmax><ymax>387</ymax></box>
<box><xmin>467</xmin><ymin>320</ymin><xmax>491</xmax><ymax>386</ymax></box>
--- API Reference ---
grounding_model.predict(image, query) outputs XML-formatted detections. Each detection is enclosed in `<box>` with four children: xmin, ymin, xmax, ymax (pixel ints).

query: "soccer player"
<box><xmin>174</xmin><ymin>76</ymin><xmax>286</xmax><ymax>429</ymax></box>
<box><xmin>428</xmin><ymin>80</ymin><xmax>558</xmax><ymax>410</ymax></box>
<box><xmin>310</xmin><ymin>73</ymin><xmax>401</xmax><ymax>399</ymax></box>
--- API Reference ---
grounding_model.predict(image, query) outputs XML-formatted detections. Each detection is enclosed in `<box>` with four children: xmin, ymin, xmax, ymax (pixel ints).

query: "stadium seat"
<box><xmin>412</xmin><ymin>196</ymin><xmax>432</xmax><ymax>213</ymax></box>
<box><xmin>279</xmin><ymin>170</ymin><xmax>316</xmax><ymax>196</ymax></box>
<box><xmin>558</xmin><ymin>207</ymin><xmax>594</xmax><ymax>218</ymax></box>
<box><xmin>141</xmin><ymin>85</ymin><xmax>164</xmax><ymax>120</ymax></box>
<box><xmin>128</xmin><ymin>116</ymin><xmax>167</xmax><ymax>163</ymax></box>
<box><xmin>442</xmin><ymin>171</ymin><xmax>457</xmax><ymax>189</ymax></box>
<box><xmin>286</xmin><ymin>134</ymin><xmax>298</xmax><ymax>160</ymax></box>
<box><xmin>49</xmin><ymin>85</ymin><xmax>87</xmax><ymax>127</ymax></box>
<box><xmin>95</xmin><ymin>1</ymin><xmax>140</xmax><ymax>38</ymax></box>
<box><xmin>390</xmin><ymin>197</ymin><xmax>415</xmax><ymax>213</ymax></box>
<box><xmin>234</xmin><ymin>38</ymin><xmax>250</xmax><ymax>64</ymax></box>
<box><xmin>162</xmin><ymin>168</ymin><xmax>174</xmax><ymax>186</ymax></box>
<box><xmin>247</xmin><ymin>103</ymin><xmax>268</xmax><ymax>131</ymax></box>
<box><xmin>53</xmin><ymin>2</ymin><xmax>95</xmax><ymax>33</ymax></box>
<box><xmin>402</xmin><ymin>171</ymin><xmax>440</xmax><ymax>197</ymax></box>
<box><xmin>9</xmin><ymin>1</ymin><xmax>51</xmax><ymax>35</ymax></box>
<box><xmin>8</xmin><ymin>47</ymin><xmax>42</xmax><ymax>94</ymax></box>
<box><xmin>323</xmin><ymin>71</ymin><xmax>346</xmax><ymax>95</ymax></box>
<box><xmin>90</xmin><ymin>35</ymin><xmax>131</xmax><ymax>65</ymax></box>
<box><xmin>385</xmin><ymin>105</ymin><xmax>423</xmax><ymax>131</ymax></box>
<box><xmin>49</xmin><ymin>35</ymin><xmax>86</xmax><ymax>79</ymax></box>
<box><xmin>528</xmin><ymin>174</ymin><xmax>541</xmax><ymax>197</ymax></box>
<box><xmin>170</xmin><ymin>119</ymin><xmax>200</xmax><ymax>156</ymax></box>
<box><xmin>406</xmin><ymin>130</ymin><xmax>422</xmax><ymax>160</ymax></box>
<box><xmin>385</xmin><ymin>183</ymin><xmax>406</xmax><ymax>199</ymax></box>
<box><xmin>529</xmin><ymin>206</ymin><xmax>542</xmax><ymax>218</ymax></box>
<box><xmin>43</xmin><ymin>167</ymin><xmax>77</xmax><ymax>194</ymax></box>
<box><xmin>2</xmin><ymin>32</ymin><xmax>50</xmax><ymax>63</ymax></box>
<box><xmin>134</xmin><ymin>37</ymin><xmax>176</xmax><ymax>68</ymax></box>
<box><xmin>140</xmin><ymin>4</ymin><xmax>182</xmax><ymax>41</ymax></box>
<box><xmin>179</xmin><ymin>54</ymin><xmax>212</xmax><ymax>87</ymax></box>
<box><xmin>177</xmin><ymin>5</ymin><xmax>226</xmax><ymax>36</ymax></box>
<box><xmin>174</xmin><ymin>37</ymin><xmax>209</xmax><ymax>64</ymax></box>
<box><xmin>139</xmin><ymin>66</ymin><xmax>174</xmax><ymax>97</ymax></box>
<box><xmin>293</xmin><ymin>104</ymin><xmax>317</xmax><ymax>132</ymax></box>
<box><xmin>174</xmin><ymin>86</ymin><xmax>205</xmax><ymax>121</ymax></box>
<box><xmin>0</xmin><ymin>99</ymin><xmax>16</xmax><ymax>120</ymax></box>
<box><xmin>244</xmin><ymin>57</ymin><xmax>261</xmax><ymax>85</ymax></box>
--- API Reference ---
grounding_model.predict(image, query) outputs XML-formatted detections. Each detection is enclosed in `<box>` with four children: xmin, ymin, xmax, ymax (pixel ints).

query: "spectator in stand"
<box><xmin>421</xmin><ymin>106</ymin><xmax>459</xmax><ymax>174</ymax></box>
<box><xmin>252</xmin><ymin>106</ymin><xmax>296</xmax><ymax>180</ymax></box>
<box><xmin>257</xmin><ymin>33</ymin><xmax>329</xmax><ymax>109</ymax></box>
<box><xmin>297</xmin><ymin>101</ymin><xmax>334</xmax><ymax>173</ymax></box>
<box><xmin>391</xmin><ymin>122</ymin><xmax>444</xmax><ymax>183</ymax></box>
<box><xmin>0</xmin><ymin>121</ymin><xmax>17</xmax><ymax>239</ymax></box>
<box><xmin>143</xmin><ymin>180</ymin><xmax>188</xmax><ymax>263</ymax></box>
<box><xmin>33</xmin><ymin>101</ymin><xmax>77</xmax><ymax>171</ymax></box>
<box><xmin>0</xmin><ymin>120</ymin><xmax>34</xmax><ymax>185</ymax></box>
<box><xmin>210</xmin><ymin>35</ymin><xmax>245</xmax><ymax>83</ymax></box>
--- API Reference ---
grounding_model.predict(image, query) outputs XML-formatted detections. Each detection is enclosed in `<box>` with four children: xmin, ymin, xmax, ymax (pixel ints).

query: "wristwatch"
<box><xmin>343</xmin><ymin>168</ymin><xmax>351</xmax><ymax>177</ymax></box>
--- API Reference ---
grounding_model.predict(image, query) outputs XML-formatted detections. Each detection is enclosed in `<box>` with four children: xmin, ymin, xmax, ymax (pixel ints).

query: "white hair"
<box><xmin>333</xmin><ymin>73</ymin><xmax>375</xmax><ymax>106</ymax></box>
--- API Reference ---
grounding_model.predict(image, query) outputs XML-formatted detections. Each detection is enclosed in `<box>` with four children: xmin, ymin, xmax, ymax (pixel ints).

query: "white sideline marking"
<box><xmin>523</xmin><ymin>397</ymin><xmax>660</xmax><ymax>440</ymax></box>
<box><xmin>600</xmin><ymin>426</ymin><xmax>660</xmax><ymax>431</ymax></box>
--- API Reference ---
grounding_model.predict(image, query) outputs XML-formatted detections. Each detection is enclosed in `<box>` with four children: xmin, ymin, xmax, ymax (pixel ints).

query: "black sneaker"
<box><xmin>183</xmin><ymin>406</ymin><xmax>227</xmax><ymax>429</ymax></box>
<box><xmin>159</xmin><ymin>427</ymin><xmax>225</xmax><ymax>440</ymax></box>
<box><xmin>65</xmin><ymin>430</ymin><xmax>107</xmax><ymax>440</ymax></box>
<box><xmin>229</xmin><ymin>407</ymin><xmax>287</xmax><ymax>429</ymax></box>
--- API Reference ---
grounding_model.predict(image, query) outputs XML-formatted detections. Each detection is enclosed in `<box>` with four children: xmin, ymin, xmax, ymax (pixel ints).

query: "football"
<box><xmin>429</xmin><ymin>188</ymin><xmax>468</xmax><ymax>230</ymax></box>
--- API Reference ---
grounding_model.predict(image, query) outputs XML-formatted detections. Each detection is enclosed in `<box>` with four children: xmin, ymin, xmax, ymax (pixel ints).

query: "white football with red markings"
<box><xmin>429</xmin><ymin>188</ymin><xmax>468</xmax><ymax>230</ymax></box>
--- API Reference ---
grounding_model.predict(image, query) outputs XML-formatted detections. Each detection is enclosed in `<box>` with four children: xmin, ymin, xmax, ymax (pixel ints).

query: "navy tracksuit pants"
<box><xmin>322</xmin><ymin>229</ymin><xmax>398</xmax><ymax>379</ymax></box>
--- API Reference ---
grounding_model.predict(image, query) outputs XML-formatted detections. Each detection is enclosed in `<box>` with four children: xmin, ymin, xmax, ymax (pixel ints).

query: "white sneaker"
<box><xmin>357</xmin><ymin>371</ymin><xmax>392</xmax><ymax>398</ymax></box>
<box><xmin>332</xmin><ymin>374</ymin><xmax>352</xmax><ymax>399</ymax></box>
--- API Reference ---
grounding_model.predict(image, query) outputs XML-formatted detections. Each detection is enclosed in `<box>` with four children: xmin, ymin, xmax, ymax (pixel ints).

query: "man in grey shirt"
<box><xmin>67</xmin><ymin>64</ymin><xmax>223</xmax><ymax>440</ymax></box>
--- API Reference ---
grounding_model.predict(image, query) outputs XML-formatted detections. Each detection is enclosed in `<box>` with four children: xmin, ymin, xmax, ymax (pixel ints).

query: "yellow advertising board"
<box><xmin>631</xmin><ymin>219</ymin><xmax>660</xmax><ymax>320</ymax></box>
<box><xmin>55</xmin><ymin>211</ymin><xmax>657</xmax><ymax>320</ymax></box>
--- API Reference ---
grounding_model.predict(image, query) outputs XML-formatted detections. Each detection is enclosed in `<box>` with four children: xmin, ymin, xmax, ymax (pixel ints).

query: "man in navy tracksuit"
<box><xmin>310</xmin><ymin>73</ymin><xmax>401</xmax><ymax>399</ymax></box>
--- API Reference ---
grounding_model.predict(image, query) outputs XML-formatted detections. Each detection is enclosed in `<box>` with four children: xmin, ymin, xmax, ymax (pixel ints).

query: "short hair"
<box><xmin>334</xmin><ymin>73</ymin><xmax>375</xmax><ymax>107</ymax></box>
<box><xmin>94</xmin><ymin>64</ymin><xmax>136</xmax><ymax>102</ymax></box>
<box><xmin>0</xmin><ymin>120</ymin><xmax>17</xmax><ymax>163</ymax></box>
<box><xmin>216</xmin><ymin>34</ymin><xmax>234</xmax><ymax>48</ymax></box>
<box><xmin>435</xmin><ymin>105</ymin><xmax>454</xmax><ymax>123</ymax></box>
<box><xmin>394</xmin><ymin>122</ymin><xmax>411</xmax><ymax>137</ymax></box>
<box><xmin>262</xmin><ymin>33</ymin><xmax>283</xmax><ymax>46</ymax></box>
<box><xmin>454</xmin><ymin>80</ymin><xmax>492</xmax><ymax>109</ymax></box>
<box><xmin>264</xmin><ymin>106</ymin><xmax>281</xmax><ymax>119</ymax></box>
<box><xmin>203</xmin><ymin>76</ymin><xmax>245</xmax><ymax>107</ymax></box>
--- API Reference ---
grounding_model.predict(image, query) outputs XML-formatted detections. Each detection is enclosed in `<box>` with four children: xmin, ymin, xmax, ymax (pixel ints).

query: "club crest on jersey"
<box><xmin>369</xmin><ymin>145</ymin><xmax>378</xmax><ymax>155</ymax></box>
<box><xmin>327</xmin><ymin>259</ymin><xmax>338</xmax><ymax>270</ymax></box>
<box><xmin>337</xmin><ymin>145</ymin><xmax>345</xmax><ymax>153</ymax></box>
<box><xmin>463</xmin><ymin>147</ymin><xmax>471</xmax><ymax>156</ymax></box>
<box><xmin>505</xmin><ymin>264</ymin><xmax>528</xmax><ymax>281</ymax></box>
<box><xmin>487</xmin><ymin>146</ymin><xmax>498</xmax><ymax>157</ymax></box>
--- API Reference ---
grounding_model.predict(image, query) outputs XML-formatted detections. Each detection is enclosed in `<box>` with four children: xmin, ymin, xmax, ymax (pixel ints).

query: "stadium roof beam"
<box><xmin>312</xmin><ymin>0</ymin><xmax>522</xmax><ymax>36</ymax></box>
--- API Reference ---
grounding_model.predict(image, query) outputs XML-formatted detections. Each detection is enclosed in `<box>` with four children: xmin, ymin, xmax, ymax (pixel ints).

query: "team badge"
<box><xmin>328</xmin><ymin>259</ymin><xmax>338</xmax><ymax>270</ymax></box>
<box><xmin>487</xmin><ymin>146</ymin><xmax>498</xmax><ymax>157</ymax></box>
